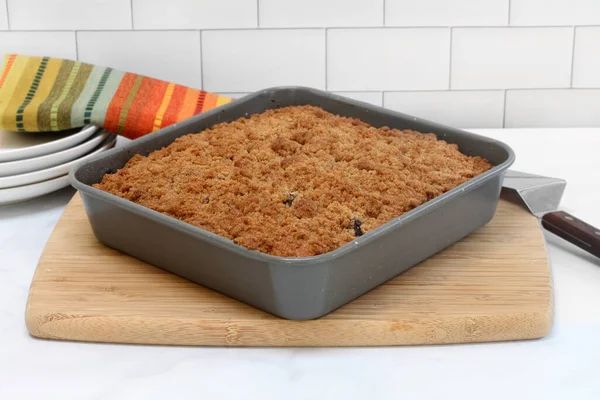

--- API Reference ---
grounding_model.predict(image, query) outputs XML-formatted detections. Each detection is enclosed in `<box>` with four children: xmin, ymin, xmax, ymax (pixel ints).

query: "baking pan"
<box><xmin>69</xmin><ymin>86</ymin><xmax>515</xmax><ymax>320</ymax></box>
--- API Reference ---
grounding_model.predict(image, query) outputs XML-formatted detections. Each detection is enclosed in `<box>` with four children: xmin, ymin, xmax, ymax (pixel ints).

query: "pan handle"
<box><xmin>541</xmin><ymin>211</ymin><xmax>600</xmax><ymax>259</ymax></box>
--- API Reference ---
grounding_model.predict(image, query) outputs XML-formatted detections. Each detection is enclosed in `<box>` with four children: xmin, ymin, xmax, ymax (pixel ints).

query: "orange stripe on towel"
<box><xmin>0</xmin><ymin>54</ymin><xmax>18</xmax><ymax>89</ymax></box>
<box><xmin>200</xmin><ymin>92</ymin><xmax>218</xmax><ymax>113</ymax></box>
<box><xmin>152</xmin><ymin>82</ymin><xmax>175</xmax><ymax>132</ymax></box>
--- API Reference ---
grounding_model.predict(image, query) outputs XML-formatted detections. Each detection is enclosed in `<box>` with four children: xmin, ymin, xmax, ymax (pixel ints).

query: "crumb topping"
<box><xmin>93</xmin><ymin>105</ymin><xmax>492</xmax><ymax>257</ymax></box>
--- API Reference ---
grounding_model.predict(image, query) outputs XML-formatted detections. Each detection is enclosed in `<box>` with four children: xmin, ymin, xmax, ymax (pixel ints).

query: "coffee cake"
<box><xmin>93</xmin><ymin>105</ymin><xmax>492</xmax><ymax>257</ymax></box>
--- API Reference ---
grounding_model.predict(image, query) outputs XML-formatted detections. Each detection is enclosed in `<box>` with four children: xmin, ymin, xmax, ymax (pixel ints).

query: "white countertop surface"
<box><xmin>1</xmin><ymin>128</ymin><xmax>600</xmax><ymax>400</ymax></box>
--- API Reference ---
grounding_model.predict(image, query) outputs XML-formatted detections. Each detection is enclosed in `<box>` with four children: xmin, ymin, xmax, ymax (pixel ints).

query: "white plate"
<box><xmin>0</xmin><ymin>130</ymin><xmax>111</xmax><ymax>177</ymax></box>
<box><xmin>0</xmin><ymin>136</ymin><xmax>117</xmax><ymax>189</ymax></box>
<box><xmin>0</xmin><ymin>125</ymin><xmax>98</xmax><ymax>163</ymax></box>
<box><xmin>0</xmin><ymin>175</ymin><xmax>70</xmax><ymax>205</ymax></box>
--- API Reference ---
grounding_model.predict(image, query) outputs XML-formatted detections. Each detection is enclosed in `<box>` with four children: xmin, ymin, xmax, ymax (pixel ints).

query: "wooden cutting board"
<box><xmin>25</xmin><ymin>192</ymin><xmax>553</xmax><ymax>346</ymax></box>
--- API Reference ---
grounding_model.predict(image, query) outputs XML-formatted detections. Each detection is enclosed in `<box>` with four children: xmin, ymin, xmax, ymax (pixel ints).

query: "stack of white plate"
<box><xmin>0</xmin><ymin>126</ymin><xmax>116</xmax><ymax>205</ymax></box>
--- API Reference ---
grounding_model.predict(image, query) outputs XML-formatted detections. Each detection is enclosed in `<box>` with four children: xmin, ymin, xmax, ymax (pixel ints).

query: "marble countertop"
<box><xmin>1</xmin><ymin>129</ymin><xmax>600</xmax><ymax>400</ymax></box>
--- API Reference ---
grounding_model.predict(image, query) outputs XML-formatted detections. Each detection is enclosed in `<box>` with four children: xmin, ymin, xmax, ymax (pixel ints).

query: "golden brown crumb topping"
<box><xmin>93</xmin><ymin>105</ymin><xmax>492</xmax><ymax>257</ymax></box>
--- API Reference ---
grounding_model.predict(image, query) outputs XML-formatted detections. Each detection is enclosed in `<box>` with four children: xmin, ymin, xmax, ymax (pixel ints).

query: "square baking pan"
<box><xmin>69</xmin><ymin>86</ymin><xmax>515</xmax><ymax>320</ymax></box>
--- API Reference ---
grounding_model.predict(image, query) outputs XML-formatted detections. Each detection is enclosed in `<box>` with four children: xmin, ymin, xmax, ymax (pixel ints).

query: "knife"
<box><xmin>503</xmin><ymin>170</ymin><xmax>600</xmax><ymax>259</ymax></box>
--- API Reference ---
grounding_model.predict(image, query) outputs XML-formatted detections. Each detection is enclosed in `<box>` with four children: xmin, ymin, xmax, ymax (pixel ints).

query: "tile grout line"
<box><xmin>256</xmin><ymin>0</ymin><xmax>260</xmax><ymax>27</ymax></box>
<box><xmin>448</xmin><ymin>27</ymin><xmax>453</xmax><ymax>90</ymax></box>
<box><xmin>3</xmin><ymin>25</ymin><xmax>600</xmax><ymax>33</ymax></box>
<box><xmin>199</xmin><ymin>30</ymin><xmax>204</xmax><ymax>90</ymax></box>
<box><xmin>287</xmin><ymin>88</ymin><xmax>600</xmax><ymax>94</ymax></box>
<box><xmin>502</xmin><ymin>90</ymin><xmax>508</xmax><ymax>128</ymax></box>
<box><xmin>129</xmin><ymin>0</ymin><xmax>134</xmax><ymax>29</ymax></box>
<box><xmin>5</xmin><ymin>0</ymin><xmax>10</xmax><ymax>30</ymax></box>
<box><xmin>507</xmin><ymin>0</ymin><xmax>511</xmax><ymax>25</ymax></box>
<box><xmin>372</xmin><ymin>88</ymin><xmax>600</xmax><ymax>93</ymax></box>
<box><xmin>383</xmin><ymin>0</ymin><xmax>386</xmax><ymax>26</ymax></box>
<box><xmin>570</xmin><ymin>26</ymin><xmax>577</xmax><ymax>87</ymax></box>
<box><xmin>324</xmin><ymin>28</ymin><xmax>328</xmax><ymax>90</ymax></box>
<box><xmin>212</xmin><ymin>88</ymin><xmax>600</xmax><ymax>100</ymax></box>
<box><xmin>74</xmin><ymin>31</ymin><xmax>79</xmax><ymax>60</ymax></box>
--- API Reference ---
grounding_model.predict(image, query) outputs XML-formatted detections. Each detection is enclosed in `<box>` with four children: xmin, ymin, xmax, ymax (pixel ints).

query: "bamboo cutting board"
<box><xmin>25</xmin><ymin>192</ymin><xmax>553</xmax><ymax>346</ymax></box>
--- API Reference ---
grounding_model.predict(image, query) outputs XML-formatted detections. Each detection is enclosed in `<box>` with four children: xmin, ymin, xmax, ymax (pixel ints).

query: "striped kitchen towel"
<box><xmin>0</xmin><ymin>54</ymin><xmax>233</xmax><ymax>139</ymax></box>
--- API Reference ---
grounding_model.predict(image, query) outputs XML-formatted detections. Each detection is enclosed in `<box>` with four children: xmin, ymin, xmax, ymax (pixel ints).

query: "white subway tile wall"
<box><xmin>328</xmin><ymin>28</ymin><xmax>450</xmax><ymax>91</ymax></box>
<box><xmin>384</xmin><ymin>91</ymin><xmax>505</xmax><ymax>128</ymax></box>
<box><xmin>202</xmin><ymin>29</ymin><xmax>325</xmax><ymax>92</ymax></box>
<box><xmin>0</xmin><ymin>1</ymin><xmax>599</xmax><ymax>128</ymax></box>
<box><xmin>505</xmin><ymin>90</ymin><xmax>600</xmax><ymax>128</ymax></box>
<box><xmin>0</xmin><ymin>32</ymin><xmax>77</xmax><ymax>59</ymax></box>
<box><xmin>510</xmin><ymin>0</ymin><xmax>600</xmax><ymax>26</ymax></box>
<box><xmin>0</xmin><ymin>1</ymin><xmax>8</xmax><ymax>30</ymax></box>
<box><xmin>132</xmin><ymin>0</ymin><xmax>257</xmax><ymax>29</ymax></box>
<box><xmin>77</xmin><ymin>31</ymin><xmax>202</xmax><ymax>88</ymax></box>
<box><xmin>573</xmin><ymin>27</ymin><xmax>600</xmax><ymax>88</ymax></box>
<box><xmin>7</xmin><ymin>0</ymin><xmax>132</xmax><ymax>30</ymax></box>
<box><xmin>451</xmin><ymin>28</ymin><xmax>573</xmax><ymax>90</ymax></box>
<box><xmin>385</xmin><ymin>0</ymin><xmax>509</xmax><ymax>26</ymax></box>
<box><xmin>259</xmin><ymin>0</ymin><xmax>383</xmax><ymax>28</ymax></box>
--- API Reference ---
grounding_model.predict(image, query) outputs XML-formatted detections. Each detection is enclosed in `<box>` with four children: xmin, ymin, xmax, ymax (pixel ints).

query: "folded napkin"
<box><xmin>0</xmin><ymin>54</ymin><xmax>233</xmax><ymax>139</ymax></box>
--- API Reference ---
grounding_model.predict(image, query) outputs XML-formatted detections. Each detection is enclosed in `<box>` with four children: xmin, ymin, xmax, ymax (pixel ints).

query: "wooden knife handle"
<box><xmin>541</xmin><ymin>211</ymin><xmax>600</xmax><ymax>258</ymax></box>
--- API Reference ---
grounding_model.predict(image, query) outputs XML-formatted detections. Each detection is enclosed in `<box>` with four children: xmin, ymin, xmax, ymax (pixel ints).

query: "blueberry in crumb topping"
<box><xmin>283</xmin><ymin>192</ymin><xmax>296</xmax><ymax>206</ymax></box>
<box><xmin>353</xmin><ymin>218</ymin><xmax>364</xmax><ymax>237</ymax></box>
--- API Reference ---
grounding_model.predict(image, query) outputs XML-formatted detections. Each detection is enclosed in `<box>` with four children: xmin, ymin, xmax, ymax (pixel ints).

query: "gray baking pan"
<box><xmin>69</xmin><ymin>86</ymin><xmax>515</xmax><ymax>320</ymax></box>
